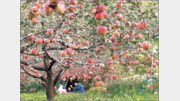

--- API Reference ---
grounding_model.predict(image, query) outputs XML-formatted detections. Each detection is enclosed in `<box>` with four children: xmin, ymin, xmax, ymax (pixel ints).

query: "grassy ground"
<box><xmin>21</xmin><ymin>80</ymin><xmax>159</xmax><ymax>101</ymax></box>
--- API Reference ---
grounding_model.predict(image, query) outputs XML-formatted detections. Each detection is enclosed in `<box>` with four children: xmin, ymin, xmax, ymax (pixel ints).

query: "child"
<box><xmin>73</xmin><ymin>81</ymin><xmax>85</xmax><ymax>93</ymax></box>
<box><xmin>59</xmin><ymin>76</ymin><xmax>68</xmax><ymax>89</ymax></box>
<box><xmin>58</xmin><ymin>76</ymin><xmax>67</xmax><ymax>94</ymax></box>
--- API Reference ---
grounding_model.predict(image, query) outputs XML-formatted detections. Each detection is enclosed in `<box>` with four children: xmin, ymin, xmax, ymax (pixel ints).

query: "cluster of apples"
<box><xmin>43</xmin><ymin>0</ymin><xmax>65</xmax><ymax>16</ymax></box>
<box><xmin>26</xmin><ymin>1</ymin><xmax>44</xmax><ymax>24</ymax></box>
<box><xmin>92</xmin><ymin>4</ymin><xmax>108</xmax><ymax>21</ymax></box>
<box><xmin>60</xmin><ymin>48</ymin><xmax>73</xmax><ymax>57</ymax></box>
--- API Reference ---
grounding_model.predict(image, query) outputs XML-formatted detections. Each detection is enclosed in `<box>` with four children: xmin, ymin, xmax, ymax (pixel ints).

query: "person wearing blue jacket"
<box><xmin>73</xmin><ymin>81</ymin><xmax>85</xmax><ymax>93</ymax></box>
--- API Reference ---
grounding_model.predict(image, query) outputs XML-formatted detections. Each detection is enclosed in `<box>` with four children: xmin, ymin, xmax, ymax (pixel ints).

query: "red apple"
<box><xmin>138</xmin><ymin>21</ymin><xmax>146</xmax><ymax>30</ymax></box>
<box><xmin>114</xmin><ymin>32</ymin><xmax>120</xmax><ymax>37</ymax></box>
<box><xmin>111</xmin><ymin>74</ymin><xmax>118</xmax><ymax>79</ymax></box>
<box><xmin>83</xmin><ymin>41</ymin><xmax>89</xmax><ymax>46</ymax></box>
<box><xmin>97</xmin><ymin>26</ymin><xmax>107</xmax><ymax>35</ymax></box>
<box><xmin>95</xmin><ymin>12</ymin><xmax>103</xmax><ymax>20</ymax></box>
<box><xmin>117</xmin><ymin>14</ymin><xmax>123</xmax><ymax>20</ymax></box>
<box><xmin>88</xmin><ymin>58</ymin><xmax>93</xmax><ymax>63</ymax></box>
<box><xmin>143</xmin><ymin>41</ymin><xmax>151</xmax><ymax>50</ymax></box>
<box><xmin>152</xmin><ymin>63</ymin><xmax>156</xmax><ymax>67</ymax></box>
<box><xmin>35</xmin><ymin>38</ymin><xmax>43</xmax><ymax>44</ymax></box>
<box><xmin>31</xmin><ymin>49</ymin><xmax>37</xmax><ymax>54</ymax></box>
<box><xmin>52</xmin><ymin>39</ymin><xmax>57</xmax><ymax>43</ymax></box>
<box><xmin>47</xmin><ymin>28</ymin><xmax>53</xmax><ymax>35</ymax></box>
<box><xmin>61</xmin><ymin>51</ymin><xmax>67</xmax><ymax>57</ymax></box>
<box><xmin>154</xmin><ymin>60</ymin><xmax>159</xmax><ymax>65</ymax></box>
<box><xmin>116</xmin><ymin>1</ymin><xmax>122</xmax><ymax>7</ymax></box>
<box><xmin>44</xmin><ymin>38</ymin><xmax>50</xmax><ymax>44</ymax></box>
<box><xmin>64</xmin><ymin>28</ymin><xmax>69</xmax><ymax>34</ymax></box>
<box><xmin>66</xmin><ymin>48</ymin><xmax>73</xmax><ymax>55</ymax></box>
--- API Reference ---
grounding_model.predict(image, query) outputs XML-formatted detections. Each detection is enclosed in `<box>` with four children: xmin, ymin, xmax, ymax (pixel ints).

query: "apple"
<box><xmin>35</xmin><ymin>38</ymin><xmax>43</xmax><ymax>44</ymax></box>
<box><xmin>143</xmin><ymin>41</ymin><xmax>151</xmax><ymax>50</ymax></box>
<box><xmin>137</xmin><ymin>43</ymin><xmax>142</xmax><ymax>47</ymax></box>
<box><xmin>99</xmin><ymin>63</ymin><xmax>105</xmax><ymax>68</ymax></box>
<box><xmin>47</xmin><ymin>28</ymin><xmax>53</xmax><ymax>35</ymax></box>
<box><xmin>112</xmin><ymin>53</ymin><xmax>117</xmax><ymax>59</ymax></box>
<box><xmin>125</xmin><ymin>34</ymin><xmax>130</xmax><ymax>39</ymax></box>
<box><xmin>98</xmin><ymin>4</ymin><xmax>106</xmax><ymax>12</ymax></box>
<box><xmin>133</xmin><ymin>22</ymin><xmax>137</xmax><ymax>27</ymax></box>
<box><xmin>24</xmin><ymin>55</ymin><xmax>28</xmax><ymax>59</ymax></box>
<box><xmin>83</xmin><ymin>41</ymin><xmax>88</xmax><ymax>46</ymax></box>
<box><xmin>111</xmin><ymin>74</ymin><xmax>118</xmax><ymax>79</ymax></box>
<box><xmin>97</xmin><ymin>26</ymin><xmax>107</xmax><ymax>35</ymax></box>
<box><xmin>152</xmin><ymin>63</ymin><xmax>156</xmax><ymax>67</ymax></box>
<box><xmin>30</xmin><ymin>68</ymin><xmax>34</xmax><ymax>71</ymax></box>
<box><xmin>138</xmin><ymin>48</ymin><xmax>142</xmax><ymax>52</ymax></box>
<box><xmin>146</xmin><ymin>56</ymin><xmax>151</xmax><ymax>60</ymax></box>
<box><xmin>79</xmin><ymin>5</ymin><xmax>83</xmax><ymax>9</ymax></box>
<box><xmin>136</xmin><ymin>34</ymin><xmax>141</xmax><ymax>39</ymax></box>
<box><xmin>70</xmin><ymin>0</ymin><xmax>76</xmax><ymax>5</ymax></box>
<box><xmin>110</xmin><ymin>46</ymin><xmax>115</xmax><ymax>50</ymax></box>
<box><xmin>66</xmin><ymin>48</ymin><xmax>73</xmax><ymax>55</ymax></box>
<box><xmin>100</xmin><ymin>45</ymin><xmax>105</xmax><ymax>50</ymax></box>
<box><xmin>91</xmin><ymin>65</ymin><xmax>95</xmax><ymax>69</ymax></box>
<box><xmin>61</xmin><ymin>51</ymin><xmax>67</xmax><ymax>57</ymax></box>
<box><xmin>103</xmin><ymin>88</ymin><xmax>107</xmax><ymax>91</ymax></box>
<box><xmin>127</xmin><ymin>66</ymin><xmax>130</xmax><ymax>70</ymax></box>
<box><xmin>35</xmin><ymin>73</ymin><xmax>39</xmax><ymax>76</ymax></box>
<box><xmin>117</xmin><ymin>14</ymin><xmax>123</xmax><ymax>20</ymax></box>
<box><xmin>103</xmin><ymin>13</ymin><xmax>108</xmax><ymax>18</ymax></box>
<box><xmin>110</xmin><ymin>35</ymin><xmax>115</xmax><ymax>41</ymax></box>
<box><xmin>88</xmin><ymin>58</ymin><xmax>93</xmax><ymax>63</ymax></box>
<box><xmin>116</xmin><ymin>1</ymin><xmax>122</xmax><ymax>7</ymax></box>
<box><xmin>31</xmin><ymin>17</ymin><xmax>38</xmax><ymax>24</ymax></box>
<box><xmin>69</xmin><ymin>6</ymin><xmax>75</xmax><ymax>12</ymax></box>
<box><xmin>44</xmin><ymin>38</ymin><xmax>50</xmax><ymax>44</ymax></box>
<box><xmin>138</xmin><ymin>21</ymin><xmax>146</xmax><ymax>30</ymax></box>
<box><xmin>147</xmin><ymin>84</ymin><xmax>153</xmax><ymax>89</ymax></box>
<box><xmin>40</xmin><ymin>55</ymin><xmax>44</xmax><ymax>58</ymax></box>
<box><xmin>31</xmin><ymin>49</ymin><xmax>37</xmax><ymax>54</ymax></box>
<box><xmin>95</xmin><ymin>12</ymin><xmax>103</xmax><ymax>20</ymax></box>
<box><xmin>68</xmin><ymin>13</ymin><xmax>75</xmax><ymax>19</ymax></box>
<box><xmin>154</xmin><ymin>60</ymin><xmax>159</xmax><ymax>65</ymax></box>
<box><xmin>71</xmin><ymin>44</ymin><xmax>76</xmax><ymax>49</ymax></box>
<box><xmin>147</xmin><ymin>69</ymin><xmax>152</xmax><ymax>74</ymax></box>
<box><xmin>33</xmin><ymin>11</ymin><xmax>39</xmax><ymax>16</ymax></box>
<box><xmin>95</xmin><ymin>76</ymin><xmax>102</xmax><ymax>80</ymax></box>
<box><xmin>114</xmin><ymin>32</ymin><xmax>120</xmax><ymax>37</ymax></box>
<box><xmin>32</xmin><ymin>6</ymin><xmax>38</xmax><ymax>12</ymax></box>
<box><xmin>34</xmin><ymin>2</ymin><xmax>40</xmax><ymax>9</ymax></box>
<box><xmin>52</xmin><ymin>39</ymin><xmax>57</xmax><ymax>43</ymax></box>
<box><xmin>64</xmin><ymin>28</ymin><xmax>69</xmax><ymax>34</ymax></box>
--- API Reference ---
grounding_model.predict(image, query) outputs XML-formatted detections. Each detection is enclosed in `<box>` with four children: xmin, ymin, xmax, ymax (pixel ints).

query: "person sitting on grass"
<box><xmin>58</xmin><ymin>76</ymin><xmax>68</xmax><ymax>94</ymax></box>
<box><xmin>66</xmin><ymin>76</ymin><xmax>74</xmax><ymax>92</ymax></box>
<box><xmin>73</xmin><ymin>81</ymin><xmax>85</xmax><ymax>93</ymax></box>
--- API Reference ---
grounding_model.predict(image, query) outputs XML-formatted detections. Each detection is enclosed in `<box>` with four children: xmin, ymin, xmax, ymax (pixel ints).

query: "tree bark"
<box><xmin>46</xmin><ymin>69</ymin><xmax>55</xmax><ymax>101</ymax></box>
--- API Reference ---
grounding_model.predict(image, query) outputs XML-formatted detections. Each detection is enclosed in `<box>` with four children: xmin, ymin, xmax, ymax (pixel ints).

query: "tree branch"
<box><xmin>21</xmin><ymin>65</ymin><xmax>46</xmax><ymax>82</ymax></box>
<box><xmin>20</xmin><ymin>60</ymin><xmax>45</xmax><ymax>71</ymax></box>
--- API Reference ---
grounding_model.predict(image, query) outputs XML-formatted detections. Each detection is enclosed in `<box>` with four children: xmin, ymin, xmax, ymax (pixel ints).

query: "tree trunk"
<box><xmin>46</xmin><ymin>70</ymin><xmax>55</xmax><ymax>101</ymax></box>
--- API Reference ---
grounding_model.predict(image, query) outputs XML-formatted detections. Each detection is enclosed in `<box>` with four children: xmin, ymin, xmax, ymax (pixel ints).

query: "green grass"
<box><xmin>21</xmin><ymin>80</ymin><xmax>159</xmax><ymax>101</ymax></box>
